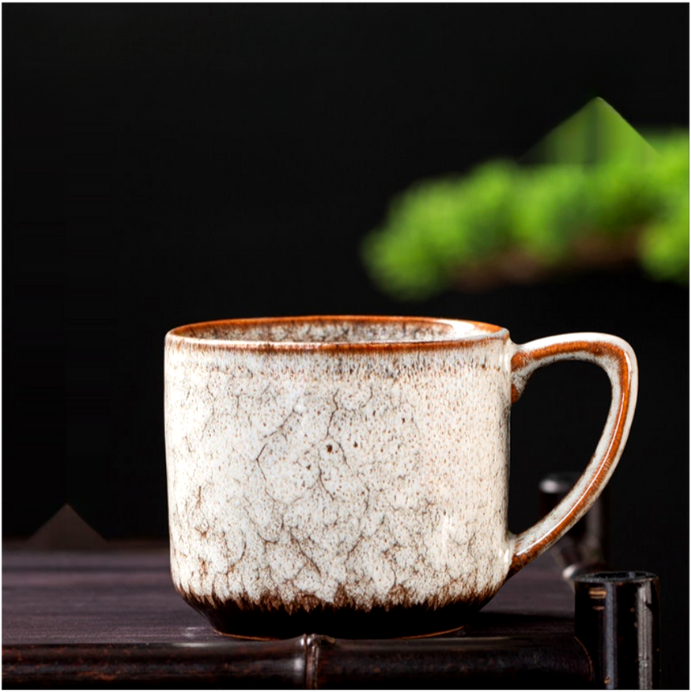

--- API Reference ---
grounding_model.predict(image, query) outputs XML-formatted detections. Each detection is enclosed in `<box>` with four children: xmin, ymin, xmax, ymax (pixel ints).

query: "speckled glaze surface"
<box><xmin>164</xmin><ymin>316</ymin><xmax>637</xmax><ymax>639</ymax></box>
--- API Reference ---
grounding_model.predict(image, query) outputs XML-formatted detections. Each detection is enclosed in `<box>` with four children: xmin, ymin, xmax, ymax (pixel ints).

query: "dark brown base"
<box><xmin>183</xmin><ymin>592</ymin><xmax>493</xmax><ymax>640</ymax></box>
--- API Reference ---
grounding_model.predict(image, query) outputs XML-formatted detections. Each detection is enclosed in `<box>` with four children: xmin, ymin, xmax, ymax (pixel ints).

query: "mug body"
<box><xmin>164</xmin><ymin>316</ymin><xmax>512</xmax><ymax>638</ymax></box>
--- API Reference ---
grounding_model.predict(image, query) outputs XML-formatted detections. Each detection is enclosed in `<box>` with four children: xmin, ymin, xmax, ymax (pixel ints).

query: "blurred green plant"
<box><xmin>362</xmin><ymin>99</ymin><xmax>689</xmax><ymax>299</ymax></box>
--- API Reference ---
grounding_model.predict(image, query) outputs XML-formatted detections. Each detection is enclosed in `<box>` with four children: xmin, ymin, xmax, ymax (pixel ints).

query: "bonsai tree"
<box><xmin>362</xmin><ymin>99</ymin><xmax>689</xmax><ymax>299</ymax></box>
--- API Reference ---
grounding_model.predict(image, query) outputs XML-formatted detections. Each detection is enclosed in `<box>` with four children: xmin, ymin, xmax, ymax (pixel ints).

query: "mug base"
<box><xmin>181</xmin><ymin>590</ymin><xmax>492</xmax><ymax>640</ymax></box>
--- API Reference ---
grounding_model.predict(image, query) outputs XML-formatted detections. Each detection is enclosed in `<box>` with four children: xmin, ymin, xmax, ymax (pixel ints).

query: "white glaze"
<box><xmin>165</xmin><ymin>319</ymin><xmax>510</xmax><ymax>611</ymax></box>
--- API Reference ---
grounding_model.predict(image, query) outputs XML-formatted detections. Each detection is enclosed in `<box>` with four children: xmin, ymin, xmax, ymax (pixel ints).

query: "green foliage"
<box><xmin>511</xmin><ymin>166</ymin><xmax>593</xmax><ymax>263</ymax></box>
<box><xmin>363</xmin><ymin>162</ymin><xmax>517</xmax><ymax>299</ymax></box>
<box><xmin>362</xmin><ymin>130</ymin><xmax>689</xmax><ymax>299</ymax></box>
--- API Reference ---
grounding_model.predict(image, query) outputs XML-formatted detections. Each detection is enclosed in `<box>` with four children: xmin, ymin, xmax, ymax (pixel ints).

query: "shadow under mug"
<box><xmin>164</xmin><ymin>316</ymin><xmax>637</xmax><ymax>639</ymax></box>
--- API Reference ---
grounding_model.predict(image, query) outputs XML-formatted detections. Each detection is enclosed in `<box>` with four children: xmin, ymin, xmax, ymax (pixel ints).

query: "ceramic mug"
<box><xmin>164</xmin><ymin>316</ymin><xmax>637</xmax><ymax>639</ymax></box>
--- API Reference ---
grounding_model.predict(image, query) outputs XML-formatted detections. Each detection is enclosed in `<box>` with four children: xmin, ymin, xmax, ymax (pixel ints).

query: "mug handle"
<box><xmin>508</xmin><ymin>333</ymin><xmax>638</xmax><ymax>577</ymax></box>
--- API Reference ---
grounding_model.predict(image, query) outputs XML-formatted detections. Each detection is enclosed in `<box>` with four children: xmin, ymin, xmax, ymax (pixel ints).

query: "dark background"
<box><xmin>4</xmin><ymin>3</ymin><xmax>688</xmax><ymax>686</ymax></box>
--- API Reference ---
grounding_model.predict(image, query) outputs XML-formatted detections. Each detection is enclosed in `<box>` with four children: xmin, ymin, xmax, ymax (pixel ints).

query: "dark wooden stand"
<box><xmin>3</xmin><ymin>548</ymin><xmax>590</xmax><ymax>689</ymax></box>
<box><xmin>2</xmin><ymin>479</ymin><xmax>660</xmax><ymax>689</ymax></box>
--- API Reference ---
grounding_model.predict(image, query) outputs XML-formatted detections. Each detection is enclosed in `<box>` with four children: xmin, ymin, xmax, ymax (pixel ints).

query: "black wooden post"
<box><xmin>574</xmin><ymin>571</ymin><xmax>661</xmax><ymax>689</ymax></box>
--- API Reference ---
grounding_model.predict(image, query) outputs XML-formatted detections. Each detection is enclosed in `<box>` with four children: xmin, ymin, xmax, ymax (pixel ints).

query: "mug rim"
<box><xmin>165</xmin><ymin>315</ymin><xmax>510</xmax><ymax>351</ymax></box>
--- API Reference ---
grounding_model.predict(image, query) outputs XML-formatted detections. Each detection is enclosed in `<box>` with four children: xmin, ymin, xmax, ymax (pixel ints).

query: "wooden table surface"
<box><xmin>2</xmin><ymin>546</ymin><xmax>592</xmax><ymax>688</ymax></box>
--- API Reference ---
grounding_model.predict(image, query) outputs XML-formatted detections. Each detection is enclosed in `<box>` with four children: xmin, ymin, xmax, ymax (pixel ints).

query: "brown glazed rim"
<box><xmin>166</xmin><ymin>315</ymin><xmax>510</xmax><ymax>352</ymax></box>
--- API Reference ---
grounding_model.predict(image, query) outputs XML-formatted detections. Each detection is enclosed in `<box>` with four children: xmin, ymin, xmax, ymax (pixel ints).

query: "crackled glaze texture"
<box><xmin>163</xmin><ymin>316</ymin><xmax>638</xmax><ymax>639</ymax></box>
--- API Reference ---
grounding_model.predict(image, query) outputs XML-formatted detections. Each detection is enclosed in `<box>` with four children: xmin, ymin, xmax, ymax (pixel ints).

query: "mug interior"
<box><xmin>168</xmin><ymin>316</ymin><xmax>505</xmax><ymax>345</ymax></box>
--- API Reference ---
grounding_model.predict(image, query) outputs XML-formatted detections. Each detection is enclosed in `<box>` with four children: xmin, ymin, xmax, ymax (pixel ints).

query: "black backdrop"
<box><xmin>4</xmin><ymin>4</ymin><xmax>689</xmax><ymax>686</ymax></box>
